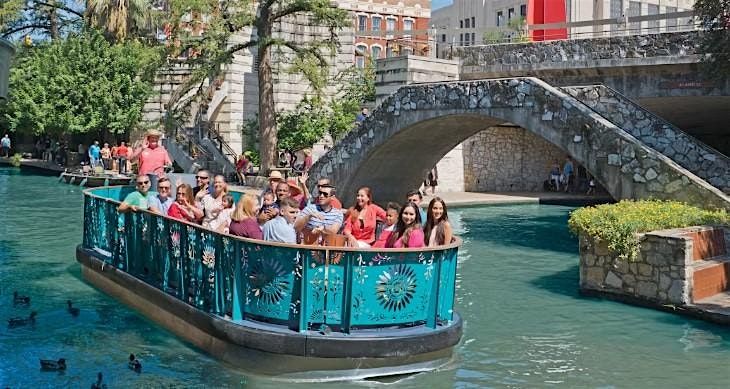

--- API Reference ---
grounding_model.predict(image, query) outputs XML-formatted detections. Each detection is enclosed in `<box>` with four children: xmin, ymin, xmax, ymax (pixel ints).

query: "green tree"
<box><xmin>84</xmin><ymin>0</ymin><xmax>155</xmax><ymax>42</ymax></box>
<box><xmin>0</xmin><ymin>31</ymin><xmax>162</xmax><ymax>137</ymax></box>
<box><xmin>165</xmin><ymin>0</ymin><xmax>350</xmax><ymax>174</ymax></box>
<box><xmin>276</xmin><ymin>63</ymin><xmax>375</xmax><ymax>151</ymax></box>
<box><xmin>695</xmin><ymin>0</ymin><xmax>730</xmax><ymax>79</ymax></box>
<box><xmin>0</xmin><ymin>0</ymin><xmax>84</xmax><ymax>40</ymax></box>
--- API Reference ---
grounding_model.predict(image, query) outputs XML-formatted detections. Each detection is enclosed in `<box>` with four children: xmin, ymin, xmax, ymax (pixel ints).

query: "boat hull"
<box><xmin>76</xmin><ymin>246</ymin><xmax>462</xmax><ymax>381</ymax></box>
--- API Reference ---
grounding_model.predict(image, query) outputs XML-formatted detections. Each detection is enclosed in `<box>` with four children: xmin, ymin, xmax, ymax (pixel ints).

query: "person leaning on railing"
<box><xmin>118</xmin><ymin>176</ymin><xmax>159</xmax><ymax>213</ymax></box>
<box><xmin>294</xmin><ymin>183</ymin><xmax>343</xmax><ymax>245</ymax></box>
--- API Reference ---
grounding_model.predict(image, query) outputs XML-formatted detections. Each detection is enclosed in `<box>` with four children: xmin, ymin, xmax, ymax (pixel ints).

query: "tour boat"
<box><xmin>76</xmin><ymin>186</ymin><xmax>462</xmax><ymax>381</ymax></box>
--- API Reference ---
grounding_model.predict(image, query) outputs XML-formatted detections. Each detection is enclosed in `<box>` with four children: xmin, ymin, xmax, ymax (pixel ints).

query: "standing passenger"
<box><xmin>130</xmin><ymin>129</ymin><xmax>172</xmax><ymax>190</ymax></box>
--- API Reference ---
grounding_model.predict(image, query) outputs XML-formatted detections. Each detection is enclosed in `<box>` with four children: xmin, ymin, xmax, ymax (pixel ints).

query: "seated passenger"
<box><xmin>405</xmin><ymin>189</ymin><xmax>427</xmax><ymax>222</ymax></box>
<box><xmin>263</xmin><ymin>197</ymin><xmax>300</xmax><ymax>244</ymax></box>
<box><xmin>118</xmin><ymin>176</ymin><xmax>158</xmax><ymax>213</ymax></box>
<box><xmin>386</xmin><ymin>202</ymin><xmax>425</xmax><ymax>248</ymax></box>
<box><xmin>313</xmin><ymin>178</ymin><xmax>342</xmax><ymax>209</ymax></box>
<box><xmin>257</xmin><ymin>182</ymin><xmax>290</xmax><ymax>224</ymax></box>
<box><xmin>168</xmin><ymin>183</ymin><xmax>203</xmax><ymax>222</ymax></box>
<box><xmin>229</xmin><ymin>194</ymin><xmax>263</xmax><ymax>240</ymax></box>
<box><xmin>343</xmin><ymin>187</ymin><xmax>385</xmax><ymax>248</ymax></box>
<box><xmin>372</xmin><ymin>202</ymin><xmax>401</xmax><ymax>248</ymax></box>
<box><xmin>294</xmin><ymin>184</ymin><xmax>343</xmax><ymax>244</ymax></box>
<box><xmin>257</xmin><ymin>192</ymin><xmax>277</xmax><ymax>220</ymax></box>
<box><xmin>424</xmin><ymin>197</ymin><xmax>453</xmax><ymax>247</ymax></box>
<box><xmin>149</xmin><ymin>177</ymin><xmax>174</xmax><ymax>214</ymax></box>
<box><xmin>201</xmin><ymin>175</ymin><xmax>229</xmax><ymax>229</ymax></box>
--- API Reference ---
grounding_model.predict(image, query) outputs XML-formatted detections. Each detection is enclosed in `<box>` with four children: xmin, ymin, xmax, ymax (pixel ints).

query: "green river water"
<box><xmin>0</xmin><ymin>168</ymin><xmax>728</xmax><ymax>388</ymax></box>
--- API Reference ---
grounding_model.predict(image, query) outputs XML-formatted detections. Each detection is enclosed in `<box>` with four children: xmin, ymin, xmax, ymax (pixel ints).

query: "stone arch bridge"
<box><xmin>309</xmin><ymin>77</ymin><xmax>730</xmax><ymax>210</ymax></box>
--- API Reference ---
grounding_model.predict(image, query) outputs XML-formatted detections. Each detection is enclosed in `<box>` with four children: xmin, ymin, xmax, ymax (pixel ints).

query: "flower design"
<box><xmin>202</xmin><ymin>249</ymin><xmax>215</xmax><ymax>269</ymax></box>
<box><xmin>375</xmin><ymin>264</ymin><xmax>417</xmax><ymax>312</ymax></box>
<box><xmin>249</xmin><ymin>258</ymin><xmax>290</xmax><ymax>305</ymax></box>
<box><xmin>170</xmin><ymin>231</ymin><xmax>181</xmax><ymax>258</ymax></box>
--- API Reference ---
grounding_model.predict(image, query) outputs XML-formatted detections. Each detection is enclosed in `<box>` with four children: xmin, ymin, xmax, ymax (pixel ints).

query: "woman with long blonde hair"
<box><xmin>228</xmin><ymin>194</ymin><xmax>263</xmax><ymax>239</ymax></box>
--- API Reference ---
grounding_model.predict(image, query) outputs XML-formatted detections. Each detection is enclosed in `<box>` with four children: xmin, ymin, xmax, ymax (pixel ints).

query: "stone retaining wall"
<box><xmin>463</xmin><ymin>126</ymin><xmax>565</xmax><ymax>192</ymax></box>
<box><xmin>579</xmin><ymin>226</ymin><xmax>728</xmax><ymax>306</ymax></box>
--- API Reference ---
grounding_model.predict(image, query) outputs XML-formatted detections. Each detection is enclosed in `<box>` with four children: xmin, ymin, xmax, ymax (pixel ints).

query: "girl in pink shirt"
<box><xmin>386</xmin><ymin>202</ymin><xmax>425</xmax><ymax>248</ymax></box>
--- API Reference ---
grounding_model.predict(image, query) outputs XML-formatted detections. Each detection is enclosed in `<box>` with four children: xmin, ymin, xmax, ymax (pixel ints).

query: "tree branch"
<box><xmin>31</xmin><ymin>1</ymin><xmax>84</xmax><ymax>18</ymax></box>
<box><xmin>1</xmin><ymin>23</ymin><xmax>51</xmax><ymax>38</ymax></box>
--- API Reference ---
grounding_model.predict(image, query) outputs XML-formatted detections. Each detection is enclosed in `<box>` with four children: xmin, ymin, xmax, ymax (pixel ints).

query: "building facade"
<box><xmin>336</xmin><ymin>0</ymin><xmax>431</xmax><ymax>66</ymax></box>
<box><xmin>432</xmin><ymin>0</ymin><xmax>696</xmax><ymax>57</ymax></box>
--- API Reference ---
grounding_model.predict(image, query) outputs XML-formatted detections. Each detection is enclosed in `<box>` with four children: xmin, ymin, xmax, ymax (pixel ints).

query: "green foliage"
<box><xmin>0</xmin><ymin>31</ymin><xmax>162</xmax><ymax>136</ymax></box>
<box><xmin>276</xmin><ymin>63</ymin><xmax>375</xmax><ymax>151</ymax></box>
<box><xmin>85</xmin><ymin>0</ymin><xmax>156</xmax><ymax>43</ymax></box>
<box><xmin>10</xmin><ymin>152</ymin><xmax>20</xmax><ymax>166</ymax></box>
<box><xmin>695</xmin><ymin>0</ymin><xmax>730</xmax><ymax>79</ymax></box>
<box><xmin>0</xmin><ymin>0</ymin><xmax>84</xmax><ymax>40</ymax></box>
<box><xmin>569</xmin><ymin>200</ymin><xmax>729</xmax><ymax>261</ymax></box>
<box><xmin>242</xmin><ymin>115</ymin><xmax>260</xmax><ymax>166</ymax></box>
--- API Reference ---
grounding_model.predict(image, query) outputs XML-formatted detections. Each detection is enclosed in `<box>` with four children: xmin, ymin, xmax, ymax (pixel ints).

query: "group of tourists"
<box><xmin>118</xmin><ymin>168</ymin><xmax>454</xmax><ymax>250</ymax></box>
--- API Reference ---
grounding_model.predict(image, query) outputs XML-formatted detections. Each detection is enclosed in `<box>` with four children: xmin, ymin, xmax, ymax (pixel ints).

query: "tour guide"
<box><xmin>130</xmin><ymin>129</ymin><xmax>172</xmax><ymax>189</ymax></box>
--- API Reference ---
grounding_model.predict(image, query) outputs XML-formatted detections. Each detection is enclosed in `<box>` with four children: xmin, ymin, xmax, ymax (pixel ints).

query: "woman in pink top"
<box><xmin>386</xmin><ymin>202</ymin><xmax>424</xmax><ymax>248</ymax></box>
<box><xmin>344</xmin><ymin>187</ymin><xmax>386</xmax><ymax>248</ymax></box>
<box><xmin>168</xmin><ymin>183</ymin><xmax>203</xmax><ymax>222</ymax></box>
<box><xmin>424</xmin><ymin>197</ymin><xmax>454</xmax><ymax>247</ymax></box>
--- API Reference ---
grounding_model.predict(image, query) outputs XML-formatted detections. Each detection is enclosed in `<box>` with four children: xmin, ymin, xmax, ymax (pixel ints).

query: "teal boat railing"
<box><xmin>82</xmin><ymin>187</ymin><xmax>460</xmax><ymax>333</ymax></box>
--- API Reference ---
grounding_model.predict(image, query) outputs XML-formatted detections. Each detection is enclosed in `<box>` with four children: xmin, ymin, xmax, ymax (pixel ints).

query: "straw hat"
<box><xmin>268</xmin><ymin>170</ymin><xmax>283</xmax><ymax>180</ymax></box>
<box><xmin>145</xmin><ymin>129</ymin><xmax>163</xmax><ymax>138</ymax></box>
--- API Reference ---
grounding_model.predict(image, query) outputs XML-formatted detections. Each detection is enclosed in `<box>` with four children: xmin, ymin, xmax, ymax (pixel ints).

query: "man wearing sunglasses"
<box><xmin>193</xmin><ymin>169</ymin><xmax>212</xmax><ymax>198</ymax></box>
<box><xmin>118</xmin><ymin>176</ymin><xmax>159</xmax><ymax>213</ymax></box>
<box><xmin>295</xmin><ymin>184</ymin><xmax>343</xmax><ymax>239</ymax></box>
<box><xmin>314</xmin><ymin>178</ymin><xmax>342</xmax><ymax>209</ymax></box>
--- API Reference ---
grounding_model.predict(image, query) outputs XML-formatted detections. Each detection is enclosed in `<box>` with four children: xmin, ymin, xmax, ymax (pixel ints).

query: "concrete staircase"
<box><xmin>164</xmin><ymin>114</ymin><xmax>238</xmax><ymax>177</ymax></box>
<box><xmin>564</xmin><ymin>85</ymin><xmax>730</xmax><ymax>194</ymax></box>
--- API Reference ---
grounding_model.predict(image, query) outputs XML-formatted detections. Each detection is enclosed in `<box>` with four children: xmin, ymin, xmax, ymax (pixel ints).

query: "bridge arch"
<box><xmin>310</xmin><ymin>78</ymin><xmax>729</xmax><ymax>210</ymax></box>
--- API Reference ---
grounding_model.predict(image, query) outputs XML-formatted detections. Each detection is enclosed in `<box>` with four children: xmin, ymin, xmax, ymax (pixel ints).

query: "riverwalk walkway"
<box><xmin>0</xmin><ymin>156</ymin><xmax>66</xmax><ymax>175</ymax></box>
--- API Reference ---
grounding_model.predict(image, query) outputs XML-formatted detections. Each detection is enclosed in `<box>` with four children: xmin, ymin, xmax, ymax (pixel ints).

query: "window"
<box><xmin>629</xmin><ymin>1</ymin><xmax>641</xmax><ymax>33</ymax></box>
<box><xmin>371</xmin><ymin>46</ymin><xmax>381</xmax><ymax>59</ymax></box>
<box><xmin>372</xmin><ymin>16</ymin><xmax>381</xmax><ymax>32</ymax></box>
<box><xmin>403</xmin><ymin>19</ymin><xmax>413</xmax><ymax>39</ymax></box>
<box><xmin>471</xmin><ymin>17</ymin><xmax>475</xmax><ymax>28</ymax></box>
<box><xmin>355</xmin><ymin>44</ymin><xmax>367</xmax><ymax>68</ymax></box>
<box><xmin>386</xmin><ymin>46</ymin><xmax>394</xmax><ymax>57</ymax></box>
<box><xmin>464</xmin><ymin>32</ymin><xmax>470</xmax><ymax>46</ymax></box>
<box><xmin>460</xmin><ymin>20</ymin><xmax>463</xmax><ymax>28</ymax></box>
<box><xmin>441</xmin><ymin>34</ymin><xmax>446</xmax><ymax>42</ymax></box>
<box><xmin>497</xmin><ymin>11</ymin><xmax>503</xmax><ymax>27</ymax></box>
<box><xmin>520</xmin><ymin>5</ymin><xmax>527</xmax><ymax>17</ymax></box>
<box><xmin>610</xmin><ymin>0</ymin><xmax>623</xmax><ymax>34</ymax></box>
<box><xmin>465</xmin><ymin>18</ymin><xmax>470</xmax><ymax>29</ymax></box>
<box><xmin>386</xmin><ymin>18</ymin><xmax>396</xmax><ymax>38</ymax></box>
<box><xmin>471</xmin><ymin>33</ymin><xmax>475</xmax><ymax>43</ymax></box>
<box><xmin>647</xmin><ymin>4</ymin><xmax>659</xmax><ymax>32</ymax></box>
<box><xmin>666</xmin><ymin>6</ymin><xmax>678</xmax><ymax>31</ymax></box>
<box><xmin>459</xmin><ymin>33</ymin><xmax>463</xmax><ymax>45</ymax></box>
<box><xmin>508</xmin><ymin>8</ymin><xmax>515</xmax><ymax>21</ymax></box>
<box><xmin>358</xmin><ymin>15</ymin><xmax>367</xmax><ymax>32</ymax></box>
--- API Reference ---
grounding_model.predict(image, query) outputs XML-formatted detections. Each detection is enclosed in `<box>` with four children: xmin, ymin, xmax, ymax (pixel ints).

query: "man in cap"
<box><xmin>130</xmin><ymin>129</ymin><xmax>172</xmax><ymax>190</ymax></box>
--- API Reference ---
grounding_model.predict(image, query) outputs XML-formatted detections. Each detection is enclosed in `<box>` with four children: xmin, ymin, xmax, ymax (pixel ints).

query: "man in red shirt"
<box><xmin>116</xmin><ymin>141</ymin><xmax>129</xmax><ymax>174</ymax></box>
<box><xmin>130</xmin><ymin>129</ymin><xmax>171</xmax><ymax>189</ymax></box>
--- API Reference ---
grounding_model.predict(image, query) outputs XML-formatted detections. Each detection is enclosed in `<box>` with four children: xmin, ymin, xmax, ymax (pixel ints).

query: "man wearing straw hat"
<box><xmin>130</xmin><ymin>129</ymin><xmax>172</xmax><ymax>190</ymax></box>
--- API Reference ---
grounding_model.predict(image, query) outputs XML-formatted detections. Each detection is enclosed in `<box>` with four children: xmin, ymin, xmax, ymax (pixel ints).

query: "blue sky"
<box><xmin>432</xmin><ymin>0</ymin><xmax>453</xmax><ymax>10</ymax></box>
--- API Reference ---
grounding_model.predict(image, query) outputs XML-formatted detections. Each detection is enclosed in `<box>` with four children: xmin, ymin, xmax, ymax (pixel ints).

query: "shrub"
<box><xmin>568</xmin><ymin>200</ymin><xmax>729</xmax><ymax>261</ymax></box>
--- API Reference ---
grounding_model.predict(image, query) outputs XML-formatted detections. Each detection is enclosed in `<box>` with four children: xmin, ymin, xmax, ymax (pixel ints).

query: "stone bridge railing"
<box><xmin>565</xmin><ymin>85</ymin><xmax>730</xmax><ymax>194</ymax></box>
<box><xmin>454</xmin><ymin>31</ymin><xmax>701</xmax><ymax>76</ymax></box>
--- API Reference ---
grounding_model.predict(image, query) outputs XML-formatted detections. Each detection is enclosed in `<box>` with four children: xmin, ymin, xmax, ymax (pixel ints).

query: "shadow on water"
<box><xmin>528</xmin><ymin>265</ymin><xmax>600</xmax><ymax>302</ymax></box>
<box><xmin>463</xmin><ymin>213</ymin><xmax>578</xmax><ymax>254</ymax></box>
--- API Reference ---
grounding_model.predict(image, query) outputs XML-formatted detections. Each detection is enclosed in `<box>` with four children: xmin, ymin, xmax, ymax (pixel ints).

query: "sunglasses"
<box><xmin>158</xmin><ymin>186</ymin><xmax>171</xmax><ymax>190</ymax></box>
<box><xmin>196</xmin><ymin>176</ymin><xmax>209</xmax><ymax>180</ymax></box>
<box><xmin>136</xmin><ymin>181</ymin><xmax>150</xmax><ymax>186</ymax></box>
<box><xmin>318</xmin><ymin>192</ymin><xmax>332</xmax><ymax>198</ymax></box>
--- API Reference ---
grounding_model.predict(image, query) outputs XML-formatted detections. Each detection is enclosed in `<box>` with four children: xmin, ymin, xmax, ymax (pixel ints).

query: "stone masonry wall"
<box><xmin>565</xmin><ymin>85</ymin><xmax>730</xmax><ymax>193</ymax></box>
<box><xmin>463</xmin><ymin>127</ymin><xmax>565</xmax><ymax>192</ymax></box>
<box><xmin>579</xmin><ymin>230</ymin><xmax>694</xmax><ymax>305</ymax></box>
